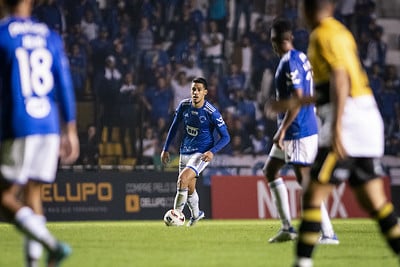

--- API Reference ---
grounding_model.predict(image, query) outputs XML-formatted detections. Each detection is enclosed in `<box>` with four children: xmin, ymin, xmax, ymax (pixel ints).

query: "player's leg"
<box><xmin>185</xmin><ymin>153</ymin><xmax>208</xmax><ymax>226</ymax></box>
<box><xmin>174</xmin><ymin>167</ymin><xmax>195</xmax><ymax>212</ymax></box>
<box><xmin>173</xmin><ymin>154</ymin><xmax>191</xmax><ymax>212</ymax></box>
<box><xmin>263</xmin><ymin>145</ymin><xmax>295</xmax><ymax>242</ymax></box>
<box><xmin>23</xmin><ymin>181</ymin><xmax>44</xmax><ymax>267</ymax></box>
<box><xmin>186</xmin><ymin>178</ymin><xmax>205</xmax><ymax>226</ymax></box>
<box><xmin>19</xmin><ymin>135</ymin><xmax>71</xmax><ymax>266</ymax></box>
<box><xmin>187</xmin><ymin>178</ymin><xmax>200</xmax><ymax>219</ymax></box>
<box><xmin>318</xmin><ymin>201</ymin><xmax>339</xmax><ymax>244</ymax></box>
<box><xmin>353</xmin><ymin>177</ymin><xmax>400</xmax><ymax>256</ymax></box>
<box><xmin>295</xmin><ymin>181</ymin><xmax>335</xmax><ymax>267</ymax></box>
<box><xmin>0</xmin><ymin>181</ymin><xmax>61</xmax><ymax>257</ymax></box>
<box><xmin>0</xmin><ymin>137</ymin><xmax>58</xmax><ymax>252</ymax></box>
<box><xmin>294</xmin><ymin>148</ymin><xmax>337</xmax><ymax>267</ymax></box>
<box><xmin>294</xmin><ymin>165</ymin><xmax>338</xmax><ymax>244</ymax></box>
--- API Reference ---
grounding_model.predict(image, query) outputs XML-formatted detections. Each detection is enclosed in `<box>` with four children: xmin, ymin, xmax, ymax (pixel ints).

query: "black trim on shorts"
<box><xmin>311</xmin><ymin>148</ymin><xmax>385</xmax><ymax>187</ymax></box>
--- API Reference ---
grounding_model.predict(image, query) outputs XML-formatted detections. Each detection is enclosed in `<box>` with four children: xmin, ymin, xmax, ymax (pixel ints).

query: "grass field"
<box><xmin>0</xmin><ymin>219</ymin><xmax>397</xmax><ymax>267</ymax></box>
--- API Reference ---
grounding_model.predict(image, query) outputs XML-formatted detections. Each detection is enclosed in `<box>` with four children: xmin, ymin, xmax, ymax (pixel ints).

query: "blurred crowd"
<box><xmin>27</xmin><ymin>0</ymin><xmax>400</xmax><ymax>166</ymax></box>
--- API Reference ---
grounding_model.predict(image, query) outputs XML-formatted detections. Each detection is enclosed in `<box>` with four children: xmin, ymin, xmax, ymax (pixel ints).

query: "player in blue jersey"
<box><xmin>161</xmin><ymin>77</ymin><xmax>230</xmax><ymax>226</ymax></box>
<box><xmin>0</xmin><ymin>0</ymin><xmax>79</xmax><ymax>266</ymax></box>
<box><xmin>263</xmin><ymin>18</ymin><xmax>338</xmax><ymax>244</ymax></box>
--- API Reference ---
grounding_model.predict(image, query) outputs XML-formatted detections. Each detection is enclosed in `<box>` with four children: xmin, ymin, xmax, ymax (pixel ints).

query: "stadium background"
<box><xmin>1</xmin><ymin>0</ymin><xmax>400</xmax><ymax>220</ymax></box>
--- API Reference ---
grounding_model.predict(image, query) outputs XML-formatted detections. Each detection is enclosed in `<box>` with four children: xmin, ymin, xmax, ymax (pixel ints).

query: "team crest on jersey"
<box><xmin>186</xmin><ymin>125</ymin><xmax>199</xmax><ymax>136</ymax></box>
<box><xmin>199</xmin><ymin>116</ymin><xmax>206</xmax><ymax>123</ymax></box>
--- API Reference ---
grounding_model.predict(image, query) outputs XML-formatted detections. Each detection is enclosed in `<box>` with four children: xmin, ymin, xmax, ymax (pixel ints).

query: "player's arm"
<box><xmin>320</xmin><ymin>30</ymin><xmax>352</xmax><ymax>159</ymax></box>
<box><xmin>206</xmin><ymin>112</ymin><xmax>230</xmax><ymax>161</ymax></box>
<box><xmin>161</xmin><ymin>105</ymin><xmax>182</xmax><ymax>165</ymax></box>
<box><xmin>60</xmin><ymin>122</ymin><xmax>79</xmax><ymax>164</ymax></box>
<box><xmin>331</xmin><ymin>68</ymin><xmax>349</xmax><ymax>159</ymax></box>
<box><xmin>201</xmin><ymin>124</ymin><xmax>230</xmax><ymax>163</ymax></box>
<box><xmin>273</xmin><ymin>88</ymin><xmax>303</xmax><ymax>149</ymax></box>
<box><xmin>52</xmin><ymin>32</ymin><xmax>79</xmax><ymax>164</ymax></box>
<box><xmin>267</xmin><ymin>95</ymin><xmax>316</xmax><ymax>113</ymax></box>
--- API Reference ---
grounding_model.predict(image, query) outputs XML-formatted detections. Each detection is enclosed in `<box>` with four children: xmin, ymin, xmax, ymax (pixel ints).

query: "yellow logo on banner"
<box><xmin>125</xmin><ymin>194</ymin><xmax>140</xmax><ymax>212</ymax></box>
<box><xmin>41</xmin><ymin>183</ymin><xmax>113</xmax><ymax>202</ymax></box>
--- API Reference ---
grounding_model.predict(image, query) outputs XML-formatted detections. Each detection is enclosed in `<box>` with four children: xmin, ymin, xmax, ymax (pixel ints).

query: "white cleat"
<box><xmin>187</xmin><ymin>210</ymin><xmax>205</xmax><ymax>227</ymax></box>
<box><xmin>268</xmin><ymin>227</ymin><xmax>298</xmax><ymax>243</ymax></box>
<box><xmin>318</xmin><ymin>234</ymin><xmax>340</xmax><ymax>245</ymax></box>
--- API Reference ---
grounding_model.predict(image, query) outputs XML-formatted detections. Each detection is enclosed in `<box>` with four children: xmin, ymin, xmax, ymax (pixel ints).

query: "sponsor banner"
<box><xmin>42</xmin><ymin>171</ymin><xmax>182</xmax><ymax>221</ymax></box>
<box><xmin>211</xmin><ymin>175</ymin><xmax>392</xmax><ymax>219</ymax></box>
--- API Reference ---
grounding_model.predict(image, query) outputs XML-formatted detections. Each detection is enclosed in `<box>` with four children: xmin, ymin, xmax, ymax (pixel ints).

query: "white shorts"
<box><xmin>269</xmin><ymin>134</ymin><xmax>318</xmax><ymax>165</ymax></box>
<box><xmin>0</xmin><ymin>134</ymin><xmax>60</xmax><ymax>184</ymax></box>
<box><xmin>179</xmin><ymin>152</ymin><xmax>209</xmax><ymax>177</ymax></box>
<box><xmin>318</xmin><ymin>96</ymin><xmax>384</xmax><ymax>157</ymax></box>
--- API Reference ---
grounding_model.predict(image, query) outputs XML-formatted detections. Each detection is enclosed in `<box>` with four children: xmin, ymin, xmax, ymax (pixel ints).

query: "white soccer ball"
<box><xmin>163</xmin><ymin>209</ymin><xmax>185</xmax><ymax>227</ymax></box>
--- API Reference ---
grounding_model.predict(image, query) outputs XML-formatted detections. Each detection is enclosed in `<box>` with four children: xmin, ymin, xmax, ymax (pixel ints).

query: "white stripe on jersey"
<box><xmin>204</xmin><ymin>102</ymin><xmax>216</xmax><ymax>114</ymax></box>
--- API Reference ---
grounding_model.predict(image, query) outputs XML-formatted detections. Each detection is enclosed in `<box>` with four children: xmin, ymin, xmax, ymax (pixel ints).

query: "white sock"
<box><xmin>24</xmin><ymin>238</ymin><xmax>43</xmax><ymax>267</ymax></box>
<box><xmin>24</xmin><ymin>215</ymin><xmax>45</xmax><ymax>267</ymax></box>
<box><xmin>269</xmin><ymin>177</ymin><xmax>292</xmax><ymax>229</ymax></box>
<box><xmin>173</xmin><ymin>188</ymin><xmax>188</xmax><ymax>212</ymax></box>
<box><xmin>187</xmin><ymin>190</ymin><xmax>200</xmax><ymax>218</ymax></box>
<box><xmin>295</xmin><ymin>257</ymin><xmax>313</xmax><ymax>267</ymax></box>
<box><xmin>320</xmin><ymin>201</ymin><xmax>335</xmax><ymax>237</ymax></box>
<box><xmin>15</xmin><ymin>207</ymin><xmax>57</xmax><ymax>251</ymax></box>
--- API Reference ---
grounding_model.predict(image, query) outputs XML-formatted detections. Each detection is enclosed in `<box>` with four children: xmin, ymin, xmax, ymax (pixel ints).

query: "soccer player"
<box><xmin>0</xmin><ymin>0</ymin><xmax>79</xmax><ymax>266</ymax></box>
<box><xmin>288</xmin><ymin>0</ymin><xmax>400</xmax><ymax>266</ymax></box>
<box><xmin>264</xmin><ymin>18</ymin><xmax>338</xmax><ymax>244</ymax></box>
<box><xmin>161</xmin><ymin>77</ymin><xmax>230</xmax><ymax>227</ymax></box>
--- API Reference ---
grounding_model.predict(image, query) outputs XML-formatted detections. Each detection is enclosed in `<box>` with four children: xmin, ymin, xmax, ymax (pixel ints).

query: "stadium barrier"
<box><xmin>211</xmin><ymin>175</ymin><xmax>392</xmax><ymax>219</ymax></box>
<box><xmin>32</xmin><ymin>153</ymin><xmax>400</xmax><ymax>221</ymax></box>
<box><xmin>41</xmin><ymin>170</ymin><xmax>210</xmax><ymax>221</ymax></box>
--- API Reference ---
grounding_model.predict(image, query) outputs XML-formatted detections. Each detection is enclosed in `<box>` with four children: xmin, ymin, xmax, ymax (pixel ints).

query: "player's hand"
<box><xmin>264</xmin><ymin>102</ymin><xmax>278</xmax><ymax>120</ymax></box>
<box><xmin>161</xmin><ymin>151</ymin><xmax>170</xmax><ymax>165</ymax></box>
<box><xmin>200</xmin><ymin>151</ymin><xmax>214</xmax><ymax>162</ymax></box>
<box><xmin>273</xmin><ymin>129</ymin><xmax>285</xmax><ymax>150</ymax></box>
<box><xmin>60</xmin><ymin>123</ymin><xmax>80</xmax><ymax>165</ymax></box>
<box><xmin>332</xmin><ymin>126</ymin><xmax>347</xmax><ymax>159</ymax></box>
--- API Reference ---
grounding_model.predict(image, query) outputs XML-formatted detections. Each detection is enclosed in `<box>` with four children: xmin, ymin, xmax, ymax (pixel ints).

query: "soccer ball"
<box><xmin>163</xmin><ymin>209</ymin><xmax>185</xmax><ymax>227</ymax></box>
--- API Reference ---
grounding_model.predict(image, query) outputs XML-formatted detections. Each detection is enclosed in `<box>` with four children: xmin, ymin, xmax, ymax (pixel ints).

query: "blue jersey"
<box><xmin>0</xmin><ymin>17</ymin><xmax>76</xmax><ymax>140</ymax></box>
<box><xmin>275</xmin><ymin>49</ymin><xmax>318</xmax><ymax>140</ymax></box>
<box><xmin>163</xmin><ymin>99</ymin><xmax>230</xmax><ymax>155</ymax></box>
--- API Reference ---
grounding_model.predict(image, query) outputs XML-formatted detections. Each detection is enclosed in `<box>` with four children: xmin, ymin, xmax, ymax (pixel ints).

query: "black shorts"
<box><xmin>311</xmin><ymin>148</ymin><xmax>386</xmax><ymax>187</ymax></box>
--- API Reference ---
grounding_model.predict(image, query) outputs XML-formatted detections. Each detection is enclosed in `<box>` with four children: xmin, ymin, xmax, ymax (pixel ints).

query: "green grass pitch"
<box><xmin>0</xmin><ymin>219</ymin><xmax>397</xmax><ymax>267</ymax></box>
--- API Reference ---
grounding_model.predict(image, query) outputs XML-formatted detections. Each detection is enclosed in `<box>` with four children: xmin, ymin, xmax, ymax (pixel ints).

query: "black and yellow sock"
<box><xmin>373</xmin><ymin>203</ymin><xmax>400</xmax><ymax>254</ymax></box>
<box><xmin>297</xmin><ymin>207</ymin><xmax>322</xmax><ymax>259</ymax></box>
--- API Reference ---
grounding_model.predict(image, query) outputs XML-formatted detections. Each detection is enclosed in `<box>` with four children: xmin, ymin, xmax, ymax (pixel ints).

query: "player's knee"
<box><xmin>302</xmin><ymin>189</ymin><xmax>314</xmax><ymax>207</ymax></box>
<box><xmin>176</xmin><ymin>178</ymin><xmax>186</xmax><ymax>189</ymax></box>
<box><xmin>0</xmin><ymin>192</ymin><xmax>17</xmax><ymax>221</ymax></box>
<box><xmin>177</xmin><ymin>174</ymin><xmax>191</xmax><ymax>188</ymax></box>
<box><xmin>262</xmin><ymin>164</ymin><xmax>268</xmax><ymax>176</ymax></box>
<box><xmin>0</xmin><ymin>190</ymin><xmax>14</xmax><ymax>208</ymax></box>
<box><xmin>263</xmin><ymin>166</ymin><xmax>276</xmax><ymax>182</ymax></box>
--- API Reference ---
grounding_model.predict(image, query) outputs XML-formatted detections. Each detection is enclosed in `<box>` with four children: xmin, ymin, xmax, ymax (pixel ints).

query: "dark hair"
<box><xmin>4</xmin><ymin>0</ymin><xmax>21</xmax><ymax>7</ymax></box>
<box><xmin>271</xmin><ymin>18</ymin><xmax>293</xmax><ymax>36</ymax></box>
<box><xmin>303</xmin><ymin>0</ymin><xmax>337</xmax><ymax>12</ymax></box>
<box><xmin>192</xmin><ymin>77</ymin><xmax>208</xmax><ymax>89</ymax></box>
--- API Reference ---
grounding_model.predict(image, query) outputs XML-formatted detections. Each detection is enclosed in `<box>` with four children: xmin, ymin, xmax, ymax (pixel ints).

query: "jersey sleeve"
<box><xmin>162</xmin><ymin>102</ymin><xmax>183</xmax><ymax>152</ymax></box>
<box><xmin>287</xmin><ymin>58</ymin><xmax>304</xmax><ymax>92</ymax></box>
<box><xmin>51</xmin><ymin>32</ymin><xmax>76</xmax><ymax>123</ymax></box>
<box><xmin>210</xmin><ymin>110</ymin><xmax>230</xmax><ymax>154</ymax></box>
